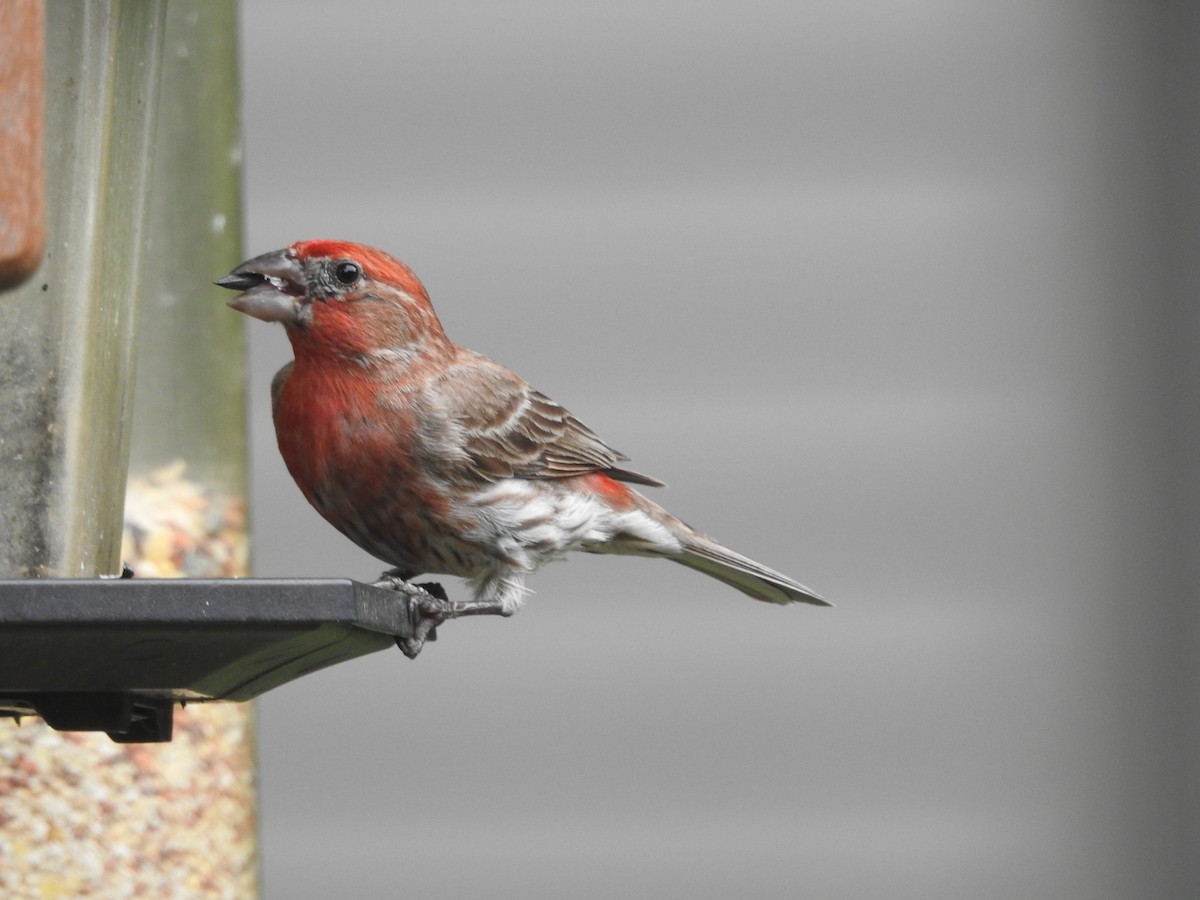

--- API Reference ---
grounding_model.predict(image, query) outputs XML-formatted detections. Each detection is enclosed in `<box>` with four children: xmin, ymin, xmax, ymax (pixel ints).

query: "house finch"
<box><xmin>218</xmin><ymin>240</ymin><xmax>826</xmax><ymax>639</ymax></box>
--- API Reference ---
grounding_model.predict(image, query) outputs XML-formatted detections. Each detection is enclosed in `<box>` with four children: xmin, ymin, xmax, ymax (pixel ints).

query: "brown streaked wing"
<box><xmin>439</xmin><ymin>352</ymin><xmax>664</xmax><ymax>487</ymax></box>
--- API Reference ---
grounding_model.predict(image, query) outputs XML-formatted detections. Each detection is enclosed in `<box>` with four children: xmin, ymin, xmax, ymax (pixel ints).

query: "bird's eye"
<box><xmin>334</xmin><ymin>261</ymin><xmax>362</xmax><ymax>285</ymax></box>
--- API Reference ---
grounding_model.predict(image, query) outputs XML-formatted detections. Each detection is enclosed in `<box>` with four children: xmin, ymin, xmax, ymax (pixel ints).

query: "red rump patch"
<box><xmin>584</xmin><ymin>472</ymin><xmax>636</xmax><ymax>509</ymax></box>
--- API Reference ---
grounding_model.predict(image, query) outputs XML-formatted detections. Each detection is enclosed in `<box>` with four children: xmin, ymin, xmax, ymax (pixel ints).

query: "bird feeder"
<box><xmin>0</xmin><ymin>5</ymin><xmax>469</xmax><ymax>894</ymax></box>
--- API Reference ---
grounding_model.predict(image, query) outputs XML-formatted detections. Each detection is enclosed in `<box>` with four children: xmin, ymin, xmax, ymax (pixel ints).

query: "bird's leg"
<box><xmin>372</xmin><ymin>571</ymin><xmax>511</xmax><ymax>659</ymax></box>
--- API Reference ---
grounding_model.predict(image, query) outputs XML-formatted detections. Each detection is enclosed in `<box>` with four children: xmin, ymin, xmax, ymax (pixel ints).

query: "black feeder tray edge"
<box><xmin>0</xmin><ymin>577</ymin><xmax>454</xmax><ymax>743</ymax></box>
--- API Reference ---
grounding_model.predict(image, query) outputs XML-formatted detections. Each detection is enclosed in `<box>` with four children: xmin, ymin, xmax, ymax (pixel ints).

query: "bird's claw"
<box><xmin>372</xmin><ymin>575</ymin><xmax>508</xmax><ymax>659</ymax></box>
<box><xmin>370</xmin><ymin>576</ymin><xmax>447</xmax><ymax>659</ymax></box>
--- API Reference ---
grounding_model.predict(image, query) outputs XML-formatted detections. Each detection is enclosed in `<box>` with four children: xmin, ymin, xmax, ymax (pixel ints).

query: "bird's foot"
<box><xmin>372</xmin><ymin>573</ymin><xmax>511</xmax><ymax>659</ymax></box>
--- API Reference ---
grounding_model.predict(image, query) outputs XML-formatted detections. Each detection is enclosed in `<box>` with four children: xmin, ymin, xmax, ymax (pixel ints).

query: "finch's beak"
<box><xmin>215</xmin><ymin>248</ymin><xmax>305</xmax><ymax>323</ymax></box>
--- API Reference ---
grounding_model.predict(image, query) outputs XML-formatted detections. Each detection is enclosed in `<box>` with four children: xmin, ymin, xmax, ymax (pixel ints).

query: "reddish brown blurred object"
<box><xmin>0</xmin><ymin>0</ymin><xmax>45</xmax><ymax>288</ymax></box>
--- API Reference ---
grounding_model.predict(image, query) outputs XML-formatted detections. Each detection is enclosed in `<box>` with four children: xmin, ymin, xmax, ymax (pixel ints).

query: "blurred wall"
<box><xmin>238</xmin><ymin>2</ymin><xmax>1200</xmax><ymax>898</ymax></box>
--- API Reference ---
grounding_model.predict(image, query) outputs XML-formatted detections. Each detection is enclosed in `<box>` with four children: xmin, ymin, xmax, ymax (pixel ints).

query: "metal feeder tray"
<box><xmin>0</xmin><ymin>578</ymin><xmax>426</xmax><ymax>742</ymax></box>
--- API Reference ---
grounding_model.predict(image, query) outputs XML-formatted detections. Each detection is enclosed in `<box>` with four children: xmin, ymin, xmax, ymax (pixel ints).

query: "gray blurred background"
<box><xmin>239</xmin><ymin>2</ymin><xmax>1200</xmax><ymax>898</ymax></box>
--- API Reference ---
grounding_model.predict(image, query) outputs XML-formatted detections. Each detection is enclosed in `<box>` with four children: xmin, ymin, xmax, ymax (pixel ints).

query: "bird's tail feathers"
<box><xmin>674</xmin><ymin>535</ymin><xmax>829</xmax><ymax>607</ymax></box>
